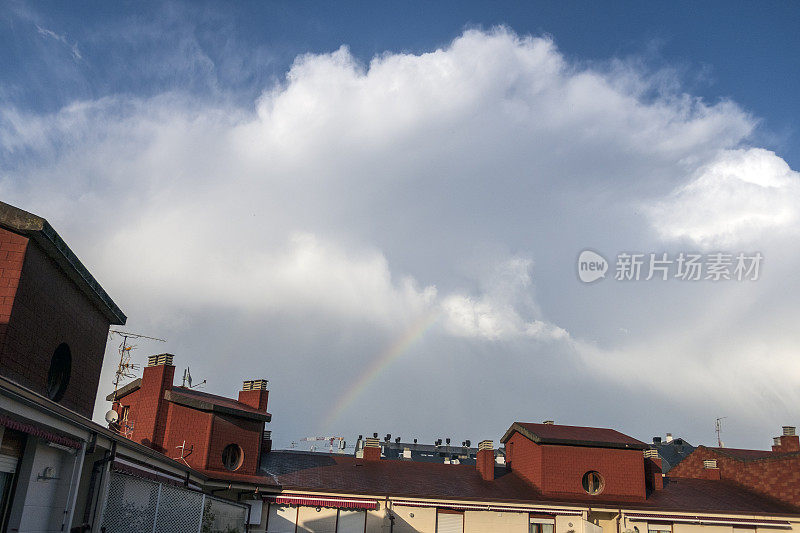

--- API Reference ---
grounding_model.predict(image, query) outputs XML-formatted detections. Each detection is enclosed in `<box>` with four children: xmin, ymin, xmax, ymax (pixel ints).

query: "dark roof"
<box><xmin>709</xmin><ymin>447</ymin><xmax>776</xmax><ymax>460</ymax></box>
<box><xmin>257</xmin><ymin>451</ymin><xmax>799</xmax><ymax>515</ymax></box>
<box><xmin>501</xmin><ymin>422</ymin><xmax>649</xmax><ymax>450</ymax></box>
<box><xmin>165</xmin><ymin>387</ymin><xmax>271</xmax><ymax>422</ymax></box>
<box><xmin>0</xmin><ymin>201</ymin><xmax>126</xmax><ymax>324</ymax></box>
<box><xmin>652</xmin><ymin>439</ymin><xmax>695</xmax><ymax>473</ymax></box>
<box><xmin>106</xmin><ymin>378</ymin><xmax>142</xmax><ymax>401</ymax></box>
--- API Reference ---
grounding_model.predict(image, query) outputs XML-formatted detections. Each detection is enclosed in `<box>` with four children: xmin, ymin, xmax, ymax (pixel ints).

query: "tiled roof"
<box><xmin>257</xmin><ymin>451</ymin><xmax>800</xmax><ymax>515</ymax></box>
<box><xmin>501</xmin><ymin>422</ymin><xmax>649</xmax><ymax>450</ymax></box>
<box><xmin>165</xmin><ymin>387</ymin><xmax>271</xmax><ymax>422</ymax></box>
<box><xmin>709</xmin><ymin>447</ymin><xmax>776</xmax><ymax>460</ymax></box>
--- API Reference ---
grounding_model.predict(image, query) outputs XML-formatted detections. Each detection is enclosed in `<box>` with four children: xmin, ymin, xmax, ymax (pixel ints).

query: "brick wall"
<box><xmin>206</xmin><ymin>413</ymin><xmax>263</xmax><ymax>474</ymax></box>
<box><xmin>131</xmin><ymin>364</ymin><xmax>175</xmax><ymax>451</ymax></box>
<box><xmin>0</xmin><ymin>228</ymin><xmax>111</xmax><ymax>417</ymax></box>
<box><xmin>505</xmin><ymin>431</ymin><xmax>646</xmax><ymax>500</ymax></box>
<box><xmin>670</xmin><ymin>446</ymin><xmax>800</xmax><ymax>509</ymax></box>
<box><xmin>162</xmin><ymin>401</ymin><xmax>213</xmax><ymax>470</ymax></box>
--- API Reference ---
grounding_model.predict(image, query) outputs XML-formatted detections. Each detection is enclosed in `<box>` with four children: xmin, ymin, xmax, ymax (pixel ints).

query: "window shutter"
<box><xmin>437</xmin><ymin>512</ymin><xmax>464</xmax><ymax>533</ymax></box>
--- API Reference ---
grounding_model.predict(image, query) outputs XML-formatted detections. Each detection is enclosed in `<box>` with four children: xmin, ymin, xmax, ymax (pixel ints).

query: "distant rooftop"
<box><xmin>502</xmin><ymin>422</ymin><xmax>649</xmax><ymax>450</ymax></box>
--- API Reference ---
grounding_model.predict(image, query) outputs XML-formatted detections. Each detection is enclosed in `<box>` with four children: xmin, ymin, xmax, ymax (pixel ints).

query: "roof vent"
<box><xmin>703</xmin><ymin>459</ymin><xmax>718</xmax><ymax>469</ymax></box>
<box><xmin>364</xmin><ymin>437</ymin><xmax>380</xmax><ymax>448</ymax></box>
<box><xmin>653</xmin><ymin>436</ymin><xmax>662</xmax><ymax>444</ymax></box>
<box><xmin>774</xmin><ymin>437</ymin><xmax>782</xmax><ymax>446</ymax></box>
<box><xmin>783</xmin><ymin>426</ymin><xmax>796</xmax><ymax>436</ymax></box>
<box><xmin>543</xmin><ymin>420</ymin><xmax>554</xmax><ymax>425</ymax></box>
<box><xmin>242</xmin><ymin>379</ymin><xmax>268</xmax><ymax>391</ymax></box>
<box><xmin>147</xmin><ymin>353</ymin><xmax>174</xmax><ymax>367</ymax></box>
<box><xmin>263</xmin><ymin>430</ymin><xmax>272</xmax><ymax>440</ymax></box>
<box><xmin>643</xmin><ymin>449</ymin><xmax>659</xmax><ymax>459</ymax></box>
<box><xmin>665</xmin><ymin>433</ymin><xmax>673</xmax><ymax>443</ymax></box>
<box><xmin>478</xmin><ymin>440</ymin><xmax>494</xmax><ymax>451</ymax></box>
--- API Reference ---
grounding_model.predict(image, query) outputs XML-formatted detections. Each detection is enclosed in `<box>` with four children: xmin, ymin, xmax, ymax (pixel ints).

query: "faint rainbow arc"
<box><xmin>323</xmin><ymin>312</ymin><xmax>439</xmax><ymax>429</ymax></box>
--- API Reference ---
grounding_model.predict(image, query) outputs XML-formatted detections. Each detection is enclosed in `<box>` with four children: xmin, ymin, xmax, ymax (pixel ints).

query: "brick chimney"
<box><xmin>702</xmin><ymin>459</ymin><xmax>721</xmax><ymax>480</ymax></box>
<box><xmin>133</xmin><ymin>354</ymin><xmax>175</xmax><ymax>452</ymax></box>
<box><xmin>772</xmin><ymin>426</ymin><xmax>800</xmax><ymax>453</ymax></box>
<box><xmin>238</xmin><ymin>379</ymin><xmax>269</xmax><ymax>412</ymax></box>
<box><xmin>643</xmin><ymin>449</ymin><xmax>663</xmax><ymax>490</ymax></box>
<box><xmin>363</xmin><ymin>436</ymin><xmax>381</xmax><ymax>461</ymax></box>
<box><xmin>477</xmin><ymin>440</ymin><xmax>495</xmax><ymax>481</ymax></box>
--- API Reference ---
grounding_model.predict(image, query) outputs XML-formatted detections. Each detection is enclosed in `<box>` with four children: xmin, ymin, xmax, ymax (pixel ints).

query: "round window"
<box><xmin>222</xmin><ymin>444</ymin><xmax>243</xmax><ymax>471</ymax></box>
<box><xmin>582</xmin><ymin>471</ymin><xmax>604</xmax><ymax>495</ymax></box>
<box><xmin>47</xmin><ymin>343</ymin><xmax>72</xmax><ymax>402</ymax></box>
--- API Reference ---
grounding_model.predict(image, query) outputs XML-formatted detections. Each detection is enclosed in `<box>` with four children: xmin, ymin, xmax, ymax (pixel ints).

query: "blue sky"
<box><xmin>2</xmin><ymin>1</ymin><xmax>800</xmax><ymax>450</ymax></box>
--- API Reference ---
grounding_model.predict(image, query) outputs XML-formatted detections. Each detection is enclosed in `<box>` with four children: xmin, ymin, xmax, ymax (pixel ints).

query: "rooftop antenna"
<box><xmin>181</xmin><ymin>367</ymin><xmax>207</xmax><ymax>389</ymax></box>
<box><xmin>108</xmin><ymin>330</ymin><xmax>165</xmax><ymax>403</ymax></box>
<box><xmin>716</xmin><ymin>417</ymin><xmax>727</xmax><ymax>447</ymax></box>
<box><xmin>174</xmin><ymin>440</ymin><xmax>193</xmax><ymax>466</ymax></box>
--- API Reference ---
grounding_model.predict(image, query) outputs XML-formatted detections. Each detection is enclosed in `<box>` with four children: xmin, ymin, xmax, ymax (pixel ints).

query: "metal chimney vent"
<box><xmin>783</xmin><ymin>426</ymin><xmax>796</xmax><ymax>436</ymax></box>
<box><xmin>243</xmin><ymin>379</ymin><xmax>268</xmax><ymax>391</ymax></box>
<box><xmin>478</xmin><ymin>440</ymin><xmax>493</xmax><ymax>451</ymax></box>
<box><xmin>703</xmin><ymin>459</ymin><xmax>718</xmax><ymax>469</ymax></box>
<box><xmin>543</xmin><ymin>420</ymin><xmax>554</xmax><ymax>425</ymax></box>
<box><xmin>147</xmin><ymin>353</ymin><xmax>174</xmax><ymax>367</ymax></box>
<box><xmin>774</xmin><ymin>437</ymin><xmax>782</xmax><ymax>446</ymax></box>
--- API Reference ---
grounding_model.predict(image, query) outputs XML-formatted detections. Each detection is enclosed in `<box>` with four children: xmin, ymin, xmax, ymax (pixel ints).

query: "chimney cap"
<box><xmin>653</xmin><ymin>436</ymin><xmax>662</xmax><ymax>444</ymax></box>
<box><xmin>147</xmin><ymin>353</ymin><xmax>174</xmax><ymax>367</ymax></box>
<box><xmin>364</xmin><ymin>437</ymin><xmax>380</xmax><ymax>448</ymax></box>
<box><xmin>478</xmin><ymin>440</ymin><xmax>493</xmax><ymax>450</ymax></box>
<box><xmin>242</xmin><ymin>379</ymin><xmax>268</xmax><ymax>391</ymax></box>
<box><xmin>783</xmin><ymin>426</ymin><xmax>796</xmax><ymax>436</ymax></box>
<box><xmin>703</xmin><ymin>459</ymin><xmax>718</xmax><ymax>469</ymax></box>
<box><xmin>644</xmin><ymin>449</ymin><xmax>659</xmax><ymax>458</ymax></box>
<box><xmin>543</xmin><ymin>420</ymin><xmax>554</xmax><ymax>425</ymax></box>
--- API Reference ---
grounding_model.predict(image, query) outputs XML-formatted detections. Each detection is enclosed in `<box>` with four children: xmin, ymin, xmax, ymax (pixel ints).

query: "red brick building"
<box><xmin>669</xmin><ymin>426</ymin><xmax>800</xmax><ymax>510</ymax></box>
<box><xmin>108</xmin><ymin>354</ymin><xmax>271</xmax><ymax>476</ymax></box>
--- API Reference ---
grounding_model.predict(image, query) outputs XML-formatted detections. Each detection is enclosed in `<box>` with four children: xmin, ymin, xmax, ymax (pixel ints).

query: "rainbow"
<box><xmin>323</xmin><ymin>311</ymin><xmax>439</xmax><ymax>430</ymax></box>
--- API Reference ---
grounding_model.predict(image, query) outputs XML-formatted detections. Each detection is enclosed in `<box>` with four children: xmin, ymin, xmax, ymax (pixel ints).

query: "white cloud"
<box><xmin>3</xmin><ymin>27</ymin><xmax>800</xmax><ymax>446</ymax></box>
<box><xmin>648</xmin><ymin>148</ymin><xmax>800</xmax><ymax>248</ymax></box>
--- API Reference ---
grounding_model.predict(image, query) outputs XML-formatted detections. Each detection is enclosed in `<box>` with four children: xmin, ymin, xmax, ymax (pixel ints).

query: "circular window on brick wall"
<box><xmin>47</xmin><ymin>343</ymin><xmax>72</xmax><ymax>402</ymax></box>
<box><xmin>222</xmin><ymin>444</ymin><xmax>243</xmax><ymax>471</ymax></box>
<box><xmin>582</xmin><ymin>471</ymin><xmax>604</xmax><ymax>495</ymax></box>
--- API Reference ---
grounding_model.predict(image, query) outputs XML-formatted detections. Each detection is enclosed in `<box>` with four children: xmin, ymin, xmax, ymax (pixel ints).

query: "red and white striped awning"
<box><xmin>265</xmin><ymin>494</ymin><xmax>378</xmax><ymax>510</ymax></box>
<box><xmin>391</xmin><ymin>499</ymin><xmax>582</xmax><ymax>515</ymax></box>
<box><xmin>625</xmin><ymin>513</ymin><xmax>791</xmax><ymax>528</ymax></box>
<box><xmin>0</xmin><ymin>413</ymin><xmax>82</xmax><ymax>449</ymax></box>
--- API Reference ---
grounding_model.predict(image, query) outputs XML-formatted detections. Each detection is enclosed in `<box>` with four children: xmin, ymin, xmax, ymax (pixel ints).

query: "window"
<box><xmin>581</xmin><ymin>471</ymin><xmax>604</xmax><ymax>495</ymax></box>
<box><xmin>222</xmin><ymin>444</ymin><xmax>243</xmax><ymax>471</ymax></box>
<box><xmin>648</xmin><ymin>524</ymin><xmax>672</xmax><ymax>533</ymax></box>
<box><xmin>437</xmin><ymin>509</ymin><xmax>464</xmax><ymax>533</ymax></box>
<box><xmin>530</xmin><ymin>517</ymin><xmax>555</xmax><ymax>533</ymax></box>
<box><xmin>47</xmin><ymin>343</ymin><xmax>72</xmax><ymax>402</ymax></box>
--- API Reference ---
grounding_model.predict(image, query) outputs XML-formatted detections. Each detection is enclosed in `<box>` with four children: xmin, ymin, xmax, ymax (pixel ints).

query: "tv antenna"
<box><xmin>716</xmin><ymin>417</ymin><xmax>727</xmax><ymax>447</ymax></box>
<box><xmin>181</xmin><ymin>367</ymin><xmax>206</xmax><ymax>389</ymax></box>
<box><xmin>108</xmin><ymin>330</ymin><xmax>166</xmax><ymax>402</ymax></box>
<box><xmin>174</xmin><ymin>440</ymin><xmax>194</xmax><ymax>466</ymax></box>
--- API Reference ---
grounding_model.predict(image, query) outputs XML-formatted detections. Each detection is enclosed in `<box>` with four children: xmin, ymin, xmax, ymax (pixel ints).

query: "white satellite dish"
<box><xmin>105</xmin><ymin>409</ymin><xmax>119</xmax><ymax>424</ymax></box>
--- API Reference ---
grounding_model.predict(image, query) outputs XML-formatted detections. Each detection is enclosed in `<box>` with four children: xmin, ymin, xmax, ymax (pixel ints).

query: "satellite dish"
<box><xmin>105</xmin><ymin>409</ymin><xmax>119</xmax><ymax>424</ymax></box>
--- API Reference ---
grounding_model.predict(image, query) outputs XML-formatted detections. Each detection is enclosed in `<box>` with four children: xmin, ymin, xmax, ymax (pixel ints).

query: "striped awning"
<box><xmin>625</xmin><ymin>513</ymin><xmax>791</xmax><ymax>528</ymax></box>
<box><xmin>391</xmin><ymin>499</ymin><xmax>582</xmax><ymax>515</ymax></box>
<box><xmin>266</xmin><ymin>494</ymin><xmax>378</xmax><ymax>510</ymax></box>
<box><xmin>0</xmin><ymin>413</ymin><xmax>81</xmax><ymax>449</ymax></box>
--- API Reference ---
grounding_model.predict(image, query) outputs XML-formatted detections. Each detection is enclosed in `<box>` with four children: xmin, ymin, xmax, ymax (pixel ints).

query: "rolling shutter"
<box><xmin>437</xmin><ymin>511</ymin><xmax>464</xmax><ymax>533</ymax></box>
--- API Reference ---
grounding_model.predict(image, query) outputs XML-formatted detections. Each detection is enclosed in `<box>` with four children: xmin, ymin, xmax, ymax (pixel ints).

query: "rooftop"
<box><xmin>256</xmin><ymin>450</ymin><xmax>799</xmax><ymax>515</ymax></box>
<box><xmin>501</xmin><ymin>422</ymin><xmax>649</xmax><ymax>450</ymax></box>
<box><xmin>0</xmin><ymin>201</ymin><xmax>126</xmax><ymax>324</ymax></box>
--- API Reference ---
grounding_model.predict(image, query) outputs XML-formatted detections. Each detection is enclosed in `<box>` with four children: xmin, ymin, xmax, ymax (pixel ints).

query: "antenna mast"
<box><xmin>108</xmin><ymin>330</ymin><xmax>166</xmax><ymax>402</ymax></box>
<box><xmin>716</xmin><ymin>417</ymin><xmax>727</xmax><ymax>447</ymax></box>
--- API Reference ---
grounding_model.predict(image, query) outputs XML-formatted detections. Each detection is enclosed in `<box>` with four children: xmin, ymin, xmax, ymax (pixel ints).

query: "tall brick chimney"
<box><xmin>238</xmin><ymin>379</ymin><xmax>269</xmax><ymax>412</ymax></box>
<box><xmin>477</xmin><ymin>440</ymin><xmax>495</xmax><ymax>481</ymax></box>
<box><xmin>643</xmin><ymin>449</ymin><xmax>663</xmax><ymax>490</ymax></box>
<box><xmin>772</xmin><ymin>426</ymin><xmax>800</xmax><ymax>453</ymax></box>
<box><xmin>363</xmin><ymin>437</ymin><xmax>381</xmax><ymax>461</ymax></box>
<box><xmin>133</xmin><ymin>354</ymin><xmax>175</xmax><ymax>451</ymax></box>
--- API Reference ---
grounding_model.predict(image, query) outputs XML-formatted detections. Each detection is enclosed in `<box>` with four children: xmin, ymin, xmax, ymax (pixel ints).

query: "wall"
<box><xmin>161</xmin><ymin>401</ymin><xmax>213</xmax><ymax>470</ymax></box>
<box><xmin>669</xmin><ymin>446</ymin><xmax>800</xmax><ymax>509</ymax></box>
<box><xmin>465</xmin><ymin>509</ymin><xmax>527</xmax><ymax>532</ymax></box>
<box><xmin>0</xmin><ymin>228</ymin><xmax>111</xmax><ymax>417</ymax></box>
<box><xmin>297</xmin><ymin>506</ymin><xmax>338</xmax><ymax>532</ymax></box>
<box><xmin>506</xmin><ymin>431</ymin><xmax>646</xmax><ymax>500</ymax></box>
<box><xmin>206</xmin><ymin>412</ymin><xmax>263</xmax><ymax>474</ymax></box>
<box><xmin>391</xmin><ymin>505</ymin><xmax>436</xmax><ymax>533</ymax></box>
<box><xmin>6</xmin><ymin>437</ymin><xmax>77</xmax><ymax>533</ymax></box>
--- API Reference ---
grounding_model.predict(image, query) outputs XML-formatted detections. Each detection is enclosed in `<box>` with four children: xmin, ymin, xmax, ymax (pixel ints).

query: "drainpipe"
<box><xmin>91</xmin><ymin>442</ymin><xmax>117</xmax><ymax>530</ymax></box>
<box><xmin>613</xmin><ymin>510</ymin><xmax>622</xmax><ymax>533</ymax></box>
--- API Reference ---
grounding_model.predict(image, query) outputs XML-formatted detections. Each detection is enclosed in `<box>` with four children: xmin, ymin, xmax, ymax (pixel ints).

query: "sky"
<box><xmin>1</xmin><ymin>1</ymin><xmax>800</xmax><ymax>451</ymax></box>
